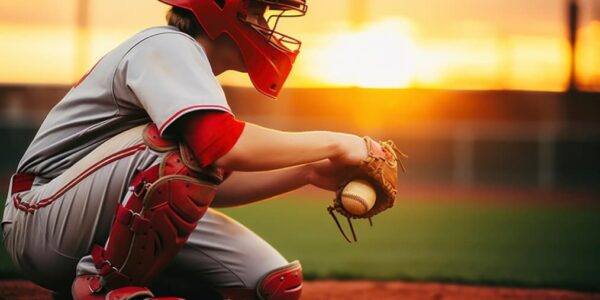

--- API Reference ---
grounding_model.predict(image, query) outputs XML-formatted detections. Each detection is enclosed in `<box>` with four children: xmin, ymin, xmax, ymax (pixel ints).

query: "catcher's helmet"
<box><xmin>159</xmin><ymin>0</ymin><xmax>307</xmax><ymax>98</ymax></box>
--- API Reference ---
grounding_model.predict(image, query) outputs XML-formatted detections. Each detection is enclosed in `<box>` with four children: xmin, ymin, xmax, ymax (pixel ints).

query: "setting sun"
<box><xmin>305</xmin><ymin>18</ymin><xmax>418</xmax><ymax>88</ymax></box>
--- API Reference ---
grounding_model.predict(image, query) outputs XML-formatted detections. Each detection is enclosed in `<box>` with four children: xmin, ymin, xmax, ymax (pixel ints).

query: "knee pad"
<box><xmin>217</xmin><ymin>261</ymin><xmax>303</xmax><ymax>300</ymax></box>
<box><xmin>90</xmin><ymin>124</ymin><xmax>223</xmax><ymax>291</ymax></box>
<box><xmin>257</xmin><ymin>261</ymin><xmax>303</xmax><ymax>300</ymax></box>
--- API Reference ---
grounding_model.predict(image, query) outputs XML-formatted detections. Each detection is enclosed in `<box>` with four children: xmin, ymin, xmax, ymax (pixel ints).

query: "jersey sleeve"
<box><xmin>181</xmin><ymin>110</ymin><xmax>246</xmax><ymax>167</ymax></box>
<box><xmin>121</xmin><ymin>32</ymin><xmax>231</xmax><ymax>136</ymax></box>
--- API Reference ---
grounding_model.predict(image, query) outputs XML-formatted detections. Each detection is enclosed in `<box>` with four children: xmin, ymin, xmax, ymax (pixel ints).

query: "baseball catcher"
<box><xmin>1</xmin><ymin>0</ymin><xmax>404</xmax><ymax>299</ymax></box>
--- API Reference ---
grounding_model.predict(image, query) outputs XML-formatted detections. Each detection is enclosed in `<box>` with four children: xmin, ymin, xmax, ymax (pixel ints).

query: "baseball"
<box><xmin>341</xmin><ymin>179</ymin><xmax>376</xmax><ymax>216</ymax></box>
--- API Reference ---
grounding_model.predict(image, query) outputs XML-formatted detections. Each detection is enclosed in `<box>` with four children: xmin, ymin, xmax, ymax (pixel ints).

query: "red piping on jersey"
<box><xmin>12</xmin><ymin>144</ymin><xmax>147</xmax><ymax>213</ymax></box>
<box><xmin>159</xmin><ymin>105</ymin><xmax>232</xmax><ymax>135</ymax></box>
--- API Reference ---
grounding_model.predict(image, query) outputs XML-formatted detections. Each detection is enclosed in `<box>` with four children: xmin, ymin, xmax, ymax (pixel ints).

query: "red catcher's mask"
<box><xmin>159</xmin><ymin>0</ymin><xmax>307</xmax><ymax>98</ymax></box>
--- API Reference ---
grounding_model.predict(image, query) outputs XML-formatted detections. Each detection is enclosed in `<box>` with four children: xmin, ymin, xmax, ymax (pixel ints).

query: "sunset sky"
<box><xmin>0</xmin><ymin>0</ymin><xmax>599</xmax><ymax>91</ymax></box>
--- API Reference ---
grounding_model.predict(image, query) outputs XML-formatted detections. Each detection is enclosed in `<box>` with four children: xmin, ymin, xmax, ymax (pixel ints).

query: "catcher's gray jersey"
<box><xmin>17</xmin><ymin>26</ymin><xmax>231</xmax><ymax>181</ymax></box>
<box><xmin>3</xmin><ymin>26</ymin><xmax>291</xmax><ymax>295</ymax></box>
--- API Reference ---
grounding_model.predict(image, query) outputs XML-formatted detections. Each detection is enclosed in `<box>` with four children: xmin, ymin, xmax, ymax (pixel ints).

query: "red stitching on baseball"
<box><xmin>342</xmin><ymin>193</ymin><xmax>370</xmax><ymax>212</ymax></box>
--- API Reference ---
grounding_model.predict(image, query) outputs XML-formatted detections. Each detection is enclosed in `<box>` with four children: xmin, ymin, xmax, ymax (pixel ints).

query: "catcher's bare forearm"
<box><xmin>214</xmin><ymin>123</ymin><xmax>366</xmax><ymax>171</ymax></box>
<box><xmin>212</xmin><ymin>164</ymin><xmax>311</xmax><ymax>207</ymax></box>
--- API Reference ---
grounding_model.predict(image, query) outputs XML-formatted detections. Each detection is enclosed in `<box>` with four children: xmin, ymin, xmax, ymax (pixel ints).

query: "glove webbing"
<box><xmin>327</xmin><ymin>206</ymin><xmax>373</xmax><ymax>243</ymax></box>
<box><xmin>381</xmin><ymin>139</ymin><xmax>408</xmax><ymax>173</ymax></box>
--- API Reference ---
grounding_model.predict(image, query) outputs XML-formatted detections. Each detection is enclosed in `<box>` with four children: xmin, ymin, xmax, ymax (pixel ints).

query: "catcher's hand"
<box><xmin>328</xmin><ymin>137</ymin><xmax>407</xmax><ymax>242</ymax></box>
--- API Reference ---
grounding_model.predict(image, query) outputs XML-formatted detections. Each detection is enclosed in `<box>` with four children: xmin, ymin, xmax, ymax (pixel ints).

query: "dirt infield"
<box><xmin>1</xmin><ymin>280</ymin><xmax>599</xmax><ymax>300</ymax></box>
<box><xmin>303</xmin><ymin>281</ymin><xmax>600</xmax><ymax>300</ymax></box>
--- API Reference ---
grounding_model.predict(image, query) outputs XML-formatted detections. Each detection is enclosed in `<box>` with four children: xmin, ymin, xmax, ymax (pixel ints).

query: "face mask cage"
<box><xmin>239</xmin><ymin>0</ymin><xmax>307</xmax><ymax>53</ymax></box>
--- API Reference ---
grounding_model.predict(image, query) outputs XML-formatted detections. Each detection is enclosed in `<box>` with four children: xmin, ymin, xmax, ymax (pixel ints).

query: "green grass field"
<box><xmin>1</xmin><ymin>193</ymin><xmax>599</xmax><ymax>291</ymax></box>
<box><xmin>220</xmin><ymin>195</ymin><xmax>600</xmax><ymax>291</ymax></box>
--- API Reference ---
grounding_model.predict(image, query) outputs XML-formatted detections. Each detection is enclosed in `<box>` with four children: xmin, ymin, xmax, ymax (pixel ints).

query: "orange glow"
<box><xmin>578</xmin><ymin>21</ymin><xmax>600</xmax><ymax>91</ymax></box>
<box><xmin>0</xmin><ymin>1</ymin><xmax>599</xmax><ymax>92</ymax></box>
<box><xmin>0</xmin><ymin>24</ymin><xmax>77</xmax><ymax>84</ymax></box>
<box><xmin>303</xmin><ymin>18</ymin><xmax>418</xmax><ymax>88</ymax></box>
<box><xmin>506</xmin><ymin>35</ymin><xmax>570</xmax><ymax>91</ymax></box>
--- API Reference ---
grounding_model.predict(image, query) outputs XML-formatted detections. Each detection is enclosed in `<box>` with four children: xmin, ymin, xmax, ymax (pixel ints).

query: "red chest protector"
<box><xmin>90</xmin><ymin>124</ymin><xmax>223</xmax><ymax>291</ymax></box>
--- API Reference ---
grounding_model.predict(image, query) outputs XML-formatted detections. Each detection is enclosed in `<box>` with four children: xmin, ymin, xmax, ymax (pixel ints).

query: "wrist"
<box><xmin>304</xmin><ymin>163</ymin><xmax>316</xmax><ymax>186</ymax></box>
<box><xmin>329</xmin><ymin>132</ymin><xmax>349</xmax><ymax>161</ymax></box>
<box><xmin>322</xmin><ymin>132</ymin><xmax>338</xmax><ymax>159</ymax></box>
<box><xmin>331</xmin><ymin>133</ymin><xmax>367</xmax><ymax>165</ymax></box>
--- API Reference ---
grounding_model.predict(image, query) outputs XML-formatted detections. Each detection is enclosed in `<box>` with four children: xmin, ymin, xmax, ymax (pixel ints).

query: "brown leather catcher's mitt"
<box><xmin>328</xmin><ymin>137</ymin><xmax>407</xmax><ymax>242</ymax></box>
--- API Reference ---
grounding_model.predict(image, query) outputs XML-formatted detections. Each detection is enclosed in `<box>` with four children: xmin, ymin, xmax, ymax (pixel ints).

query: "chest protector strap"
<box><xmin>90</xmin><ymin>124</ymin><xmax>221</xmax><ymax>291</ymax></box>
